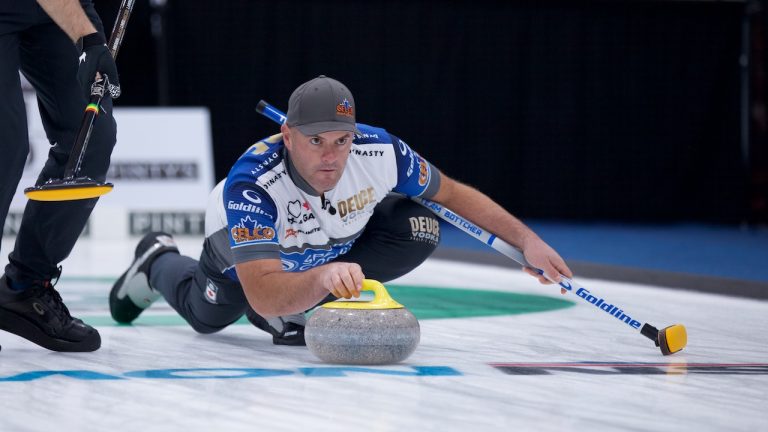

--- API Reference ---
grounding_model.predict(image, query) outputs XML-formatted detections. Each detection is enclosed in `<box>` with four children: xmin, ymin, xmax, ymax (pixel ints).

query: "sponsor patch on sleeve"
<box><xmin>223</xmin><ymin>182</ymin><xmax>279</xmax><ymax>248</ymax></box>
<box><xmin>391</xmin><ymin>136</ymin><xmax>434</xmax><ymax>197</ymax></box>
<box><xmin>204</xmin><ymin>280</ymin><xmax>218</xmax><ymax>304</ymax></box>
<box><xmin>230</xmin><ymin>215</ymin><xmax>276</xmax><ymax>245</ymax></box>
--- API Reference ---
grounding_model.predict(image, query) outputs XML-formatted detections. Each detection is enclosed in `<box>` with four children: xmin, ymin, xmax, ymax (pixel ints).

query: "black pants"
<box><xmin>0</xmin><ymin>1</ymin><xmax>117</xmax><ymax>282</ymax></box>
<box><xmin>150</xmin><ymin>196</ymin><xmax>441</xmax><ymax>334</ymax></box>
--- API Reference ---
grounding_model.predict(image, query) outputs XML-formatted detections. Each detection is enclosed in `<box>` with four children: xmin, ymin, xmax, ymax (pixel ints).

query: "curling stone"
<box><xmin>305</xmin><ymin>279</ymin><xmax>420</xmax><ymax>365</ymax></box>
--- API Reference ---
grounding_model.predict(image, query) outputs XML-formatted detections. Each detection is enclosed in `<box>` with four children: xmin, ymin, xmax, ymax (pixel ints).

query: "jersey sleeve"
<box><xmin>222</xmin><ymin>180</ymin><xmax>281</xmax><ymax>263</ymax></box>
<box><xmin>390</xmin><ymin>133</ymin><xmax>441</xmax><ymax>198</ymax></box>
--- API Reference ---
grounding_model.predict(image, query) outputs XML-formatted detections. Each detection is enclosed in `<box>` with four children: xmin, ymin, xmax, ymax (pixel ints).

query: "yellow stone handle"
<box><xmin>321</xmin><ymin>279</ymin><xmax>404</xmax><ymax>310</ymax></box>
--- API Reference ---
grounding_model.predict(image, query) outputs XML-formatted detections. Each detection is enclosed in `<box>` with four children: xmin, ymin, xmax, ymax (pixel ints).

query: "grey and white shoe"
<box><xmin>109</xmin><ymin>232</ymin><xmax>178</xmax><ymax>324</ymax></box>
<box><xmin>246</xmin><ymin>309</ymin><xmax>306</xmax><ymax>346</ymax></box>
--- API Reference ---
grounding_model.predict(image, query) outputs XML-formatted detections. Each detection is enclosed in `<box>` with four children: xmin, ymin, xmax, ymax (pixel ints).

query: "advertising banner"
<box><xmin>4</xmin><ymin>81</ymin><xmax>214</xmax><ymax>241</ymax></box>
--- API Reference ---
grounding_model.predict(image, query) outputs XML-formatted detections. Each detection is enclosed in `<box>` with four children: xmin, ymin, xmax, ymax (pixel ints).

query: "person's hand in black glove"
<box><xmin>77</xmin><ymin>32</ymin><xmax>121</xmax><ymax>99</ymax></box>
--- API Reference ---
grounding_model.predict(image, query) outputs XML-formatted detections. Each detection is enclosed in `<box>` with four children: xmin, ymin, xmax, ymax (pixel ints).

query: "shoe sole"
<box><xmin>0</xmin><ymin>309</ymin><xmax>100</xmax><ymax>352</ymax></box>
<box><xmin>109</xmin><ymin>234</ymin><xmax>177</xmax><ymax>324</ymax></box>
<box><xmin>109</xmin><ymin>272</ymin><xmax>146</xmax><ymax>324</ymax></box>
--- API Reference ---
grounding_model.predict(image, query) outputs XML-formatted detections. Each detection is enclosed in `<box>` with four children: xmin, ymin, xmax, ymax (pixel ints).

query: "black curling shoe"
<box><xmin>0</xmin><ymin>274</ymin><xmax>100</xmax><ymax>352</ymax></box>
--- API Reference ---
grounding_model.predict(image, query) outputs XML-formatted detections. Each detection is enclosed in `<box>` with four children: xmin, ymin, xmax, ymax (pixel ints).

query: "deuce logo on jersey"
<box><xmin>336</xmin><ymin>187</ymin><xmax>376</xmax><ymax>219</ymax></box>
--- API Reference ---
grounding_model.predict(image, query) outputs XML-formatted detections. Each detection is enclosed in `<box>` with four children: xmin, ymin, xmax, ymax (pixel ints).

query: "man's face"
<box><xmin>282</xmin><ymin>124</ymin><xmax>354</xmax><ymax>193</ymax></box>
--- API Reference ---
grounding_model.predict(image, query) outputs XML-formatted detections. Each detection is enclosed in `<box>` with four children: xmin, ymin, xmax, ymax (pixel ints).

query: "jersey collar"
<box><xmin>283</xmin><ymin>147</ymin><xmax>321</xmax><ymax>196</ymax></box>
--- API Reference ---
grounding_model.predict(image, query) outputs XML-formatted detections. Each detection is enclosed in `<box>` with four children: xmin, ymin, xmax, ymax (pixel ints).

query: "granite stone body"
<box><xmin>305</xmin><ymin>308</ymin><xmax>420</xmax><ymax>364</ymax></box>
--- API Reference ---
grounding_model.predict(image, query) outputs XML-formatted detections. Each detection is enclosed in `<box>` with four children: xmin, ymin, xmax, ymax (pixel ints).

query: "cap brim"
<box><xmin>295</xmin><ymin>121</ymin><xmax>360</xmax><ymax>136</ymax></box>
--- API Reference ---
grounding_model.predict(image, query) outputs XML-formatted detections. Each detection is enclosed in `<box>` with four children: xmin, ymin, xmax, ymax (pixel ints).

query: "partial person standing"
<box><xmin>0</xmin><ymin>0</ymin><xmax>120</xmax><ymax>352</ymax></box>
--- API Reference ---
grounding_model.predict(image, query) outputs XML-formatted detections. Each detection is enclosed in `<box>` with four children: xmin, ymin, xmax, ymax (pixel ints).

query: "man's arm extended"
<box><xmin>430</xmin><ymin>172</ymin><xmax>572</xmax><ymax>284</ymax></box>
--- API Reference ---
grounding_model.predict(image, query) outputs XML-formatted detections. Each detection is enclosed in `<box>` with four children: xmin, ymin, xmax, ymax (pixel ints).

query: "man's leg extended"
<box><xmin>111</xmin><ymin>232</ymin><xmax>249</xmax><ymax>334</ymax></box>
<box><xmin>151</xmin><ymin>253</ymin><xmax>249</xmax><ymax>334</ymax></box>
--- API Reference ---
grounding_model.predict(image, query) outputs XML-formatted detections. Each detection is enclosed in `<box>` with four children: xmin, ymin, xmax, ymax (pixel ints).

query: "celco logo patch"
<box><xmin>231</xmin><ymin>226</ymin><xmax>275</xmax><ymax>243</ymax></box>
<box><xmin>231</xmin><ymin>216</ymin><xmax>275</xmax><ymax>244</ymax></box>
<box><xmin>336</xmin><ymin>98</ymin><xmax>353</xmax><ymax>117</ymax></box>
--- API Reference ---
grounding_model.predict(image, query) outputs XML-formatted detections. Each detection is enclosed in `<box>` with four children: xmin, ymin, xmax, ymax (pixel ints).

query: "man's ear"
<box><xmin>281</xmin><ymin>124</ymin><xmax>292</xmax><ymax>150</ymax></box>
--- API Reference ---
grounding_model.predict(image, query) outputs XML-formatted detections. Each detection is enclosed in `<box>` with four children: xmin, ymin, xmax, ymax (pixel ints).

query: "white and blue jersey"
<box><xmin>199</xmin><ymin>124</ymin><xmax>441</xmax><ymax>285</ymax></box>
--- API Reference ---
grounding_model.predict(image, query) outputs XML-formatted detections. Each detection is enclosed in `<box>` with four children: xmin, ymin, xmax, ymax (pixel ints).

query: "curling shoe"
<box><xmin>109</xmin><ymin>232</ymin><xmax>178</xmax><ymax>324</ymax></box>
<box><xmin>246</xmin><ymin>308</ymin><xmax>306</xmax><ymax>346</ymax></box>
<box><xmin>0</xmin><ymin>272</ymin><xmax>100</xmax><ymax>352</ymax></box>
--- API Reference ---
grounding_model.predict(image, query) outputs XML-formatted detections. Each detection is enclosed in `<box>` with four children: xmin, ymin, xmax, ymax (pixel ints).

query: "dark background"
<box><xmin>94</xmin><ymin>0</ymin><xmax>768</xmax><ymax>223</ymax></box>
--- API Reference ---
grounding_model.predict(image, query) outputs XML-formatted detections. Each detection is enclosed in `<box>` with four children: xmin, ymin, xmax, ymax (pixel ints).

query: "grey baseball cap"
<box><xmin>286</xmin><ymin>75</ymin><xmax>360</xmax><ymax>135</ymax></box>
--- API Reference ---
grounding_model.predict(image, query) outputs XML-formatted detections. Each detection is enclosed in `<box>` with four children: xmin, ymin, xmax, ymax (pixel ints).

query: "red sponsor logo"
<box><xmin>285</xmin><ymin>228</ymin><xmax>297</xmax><ymax>238</ymax></box>
<box><xmin>336</xmin><ymin>98</ymin><xmax>354</xmax><ymax>117</ymax></box>
<box><xmin>418</xmin><ymin>159</ymin><xmax>429</xmax><ymax>186</ymax></box>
